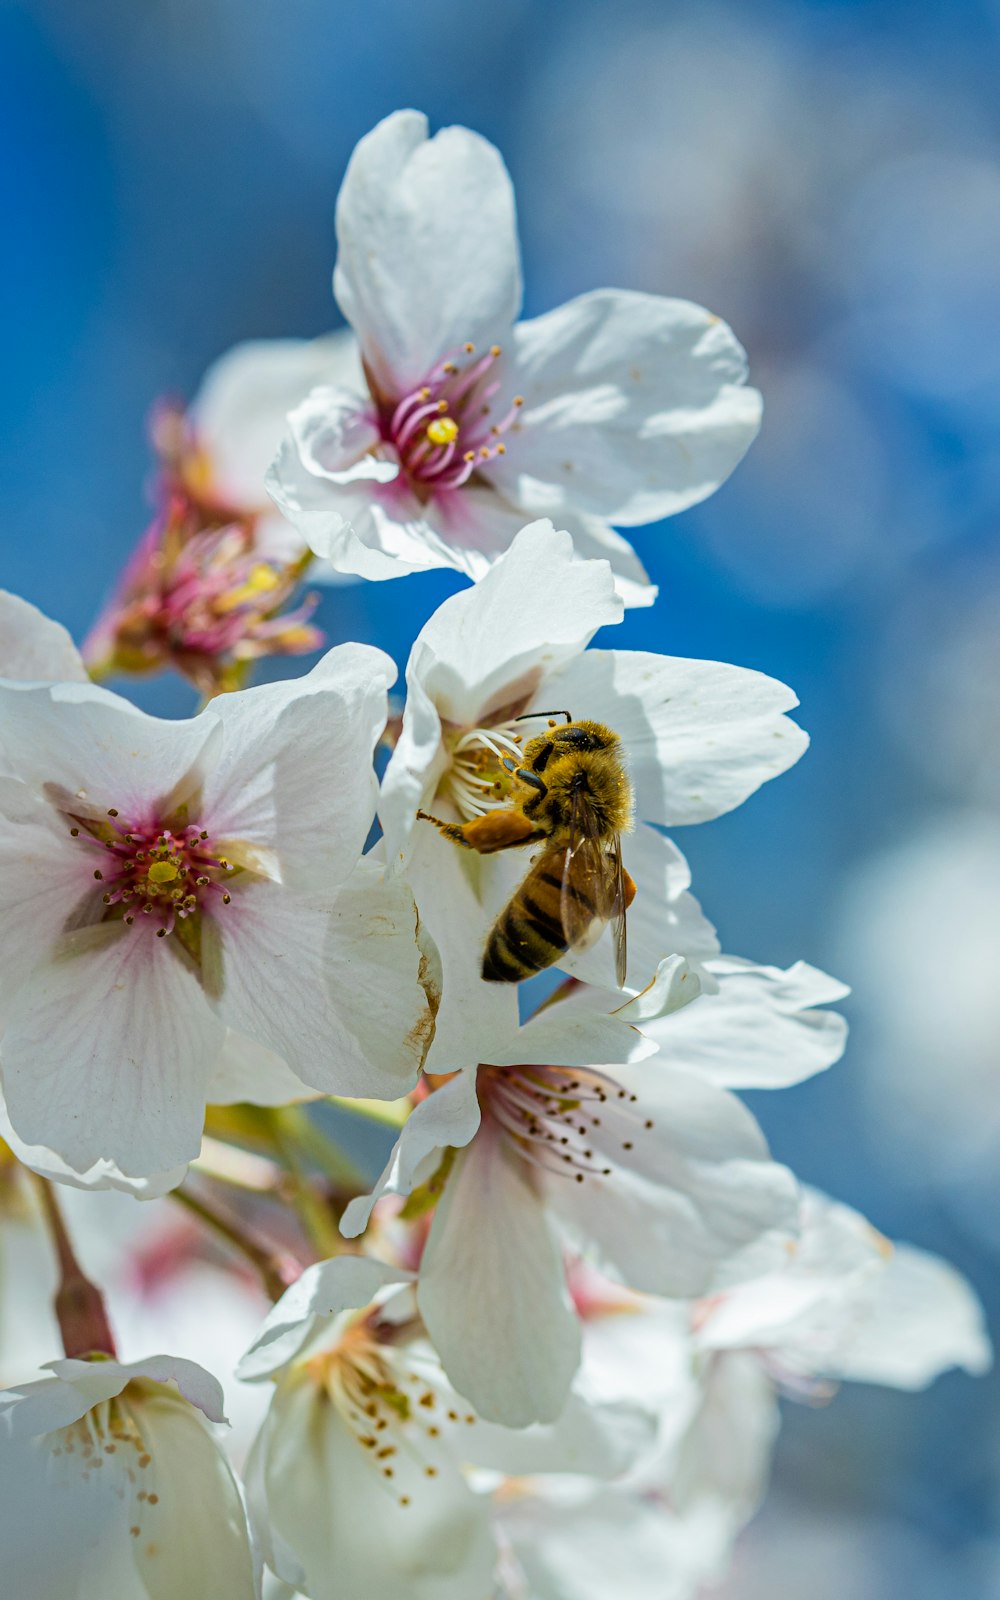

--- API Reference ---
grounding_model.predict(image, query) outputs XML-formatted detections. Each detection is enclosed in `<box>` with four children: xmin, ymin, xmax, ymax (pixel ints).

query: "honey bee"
<box><xmin>418</xmin><ymin>715</ymin><xmax>635</xmax><ymax>986</ymax></box>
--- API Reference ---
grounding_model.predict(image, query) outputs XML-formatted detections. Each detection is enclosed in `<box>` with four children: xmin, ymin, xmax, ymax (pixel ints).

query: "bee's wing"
<box><xmin>610</xmin><ymin>835</ymin><xmax>628</xmax><ymax>989</ymax></box>
<box><xmin>560</xmin><ymin>788</ymin><xmax>627</xmax><ymax>976</ymax></box>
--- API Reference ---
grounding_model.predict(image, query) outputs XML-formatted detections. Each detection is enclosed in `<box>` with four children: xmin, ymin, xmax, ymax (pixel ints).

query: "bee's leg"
<box><xmin>500</xmin><ymin>759</ymin><xmax>549</xmax><ymax>795</ymax></box>
<box><xmin>622</xmin><ymin>867</ymin><xmax>637</xmax><ymax>909</ymax></box>
<box><xmin>416</xmin><ymin>808</ymin><xmax>547</xmax><ymax>854</ymax></box>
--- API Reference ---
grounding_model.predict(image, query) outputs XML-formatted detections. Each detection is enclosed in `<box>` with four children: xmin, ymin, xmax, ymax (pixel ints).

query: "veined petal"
<box><xmin>0</xmin><ymin>679</ymin><xmax>218</xmax><ymax>826</ymax></box>
<box><xmin>199</xmin><ymin>641</ymin><xmax>394</xmax><ymax>898</ymax></box>
<box><xmin>386</xmin><ymin>827</ymin><xmax>518</xmax><ymax>1073</ymax></box>
<box><xmin>0</xmin><ymin>782</ymin><xmax>100</xmax><ymax>1011</ymax></box>
<box><xmin>2</xmin><ymin>1354</ymin><xmax>226</xmax><ymax>1439</ymax></box>
<box><xmin>401</xmin><ymin>520</ymin><xmax>622</xmax><ymax>728</ymax></box>
<box><xmin>340</xmin><ymin>1069</ymin><xmax>482</xmax><ymax>1240</ymax></box>
<box><xmin>418</xmin><ymin>1123</ymin><xmax>581</xmax><ymax>1426</ymax></box>
<box><xmin>378</xmin><ymin>667</ymin><xmax>449</xmax><ymax>864</ymax></box>
<box><xmin>238</xmin><ymin>1256</ymin><xmax>414</xmax><ymax>1381</ymax></box>
<box><xmin>491</xmin><ymin>288</ymin><xmax>761</xmax><ymax>525</ymax></box>
<box><xmin>334</xmin><ymin>109</ymin><xmax>521</xmax><ymax>394</ymax></box>
<box><xmin>257</xmin><ymin>1376</ymin><xmax>497</xmax><ymax>1600</ymax></box>
<box><xmin>210</xmin><ymin>873</ymin><xmax>424</xmax><ymax>1101</ymax></box>
<box><xmin>547</xmin><ymin>1066</ymin><xmax>799</xmax><ymax>1297</ymax></box>
<box><xmin>542</xmin><ymin>648</ymin><xmax>808</xmax><ymax>826</ymax></box>
<box><xmin>0</xmin><ymin>1092</ymin><xmax>187</xmax><ymax>1198</ymax></box>
<box><xmin>642</xmin><ymin>956</ymin><xmax>849</xmax><ymax>1090</ymax></box>
<box><xmin>0</xmin><ymin>591</ymin><xmax>88</xmax><ymax>682</ymax></box>
<box><xmin>132</xmin><ymin>1390</ymin><xmax>259</xmax><ymax>1599</ymax></box>
<box><xmin>206</xmin><ymin>1030</ymin><xmax>318</xmax><ymax>1107</ymax></box>
<box><xmin>1</xmin><ymin>924</ymin><xmax>224</xmax><ymax>1177</ymax></box>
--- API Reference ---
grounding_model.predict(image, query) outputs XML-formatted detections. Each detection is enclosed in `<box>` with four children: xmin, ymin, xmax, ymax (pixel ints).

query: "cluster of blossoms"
<box><xmin>0</xmin><ymin>111</ymin><xmax>988</xmax><ymax>1600</ymax></box>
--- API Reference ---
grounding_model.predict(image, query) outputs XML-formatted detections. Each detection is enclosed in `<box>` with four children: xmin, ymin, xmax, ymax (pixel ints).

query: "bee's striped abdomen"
<box><xmin>482</xmin><ymin>857</ymin><xmax>576</xmax><ymax>983</ymax></box>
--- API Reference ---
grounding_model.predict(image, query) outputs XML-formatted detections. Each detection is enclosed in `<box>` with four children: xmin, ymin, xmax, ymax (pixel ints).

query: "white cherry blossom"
<box><xmin>177</xmin><ymin>330</ymin><xmax>363</xmax><ymax>566</ymax></box>
<box><xmin>237</xmin><ymin>1255</ymin><xmax>651</xmax><ymax>1600</ymax></box>
<box><xmin>340</xmin><ymin>964</ymin><xmax>804</xmax><ymax>1429</ymax></box>
<box><xmin>268</xmin><ymin>109</ymin><xmax>762</xmax><ymax>604</ymax></box>
<box><xmin>0</xmin><ymin>1352</ymin><xmax>259</xmax><ymax>1599</ymax></box>
<box><xmin>570</xmin><ymin>1188</ymin><xmax>992</xmax><ymax>1582</ymax></box>
<box><xmin>0</xmin><ymin>636</ymin><xmax>434</xmax><ymax>1181</ymax></box>
<box><xmin>379</xmin><ymin>520</ymin><xmax>807</xmax><ymax>1068</ymax></box>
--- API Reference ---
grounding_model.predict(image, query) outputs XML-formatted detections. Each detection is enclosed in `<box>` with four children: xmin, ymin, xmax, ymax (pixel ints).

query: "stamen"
<box><xmin>380</xmin><ymin>341</ymin><xmax>522</xmax><ymax>494</ymax></box>
<box><xmin>67</xmin><ymin>809</ymin><xmax>238</xmax><ymax>939</ymax></box>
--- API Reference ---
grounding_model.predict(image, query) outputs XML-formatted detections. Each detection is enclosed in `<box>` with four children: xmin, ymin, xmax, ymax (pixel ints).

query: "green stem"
<box><xmin>172</xmin><ymin>1185</ymin><xmax>297</xmax><ymax>1303</ymax></box>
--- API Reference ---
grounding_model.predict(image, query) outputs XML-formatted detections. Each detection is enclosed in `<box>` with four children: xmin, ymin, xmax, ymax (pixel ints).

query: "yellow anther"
<box><xmin>426</xmin><ymin>416</ymin><xmax>459</xmax><ymax>446</ymax></box>
<box><xmin>217</xmin><ymin>564</ymin><xmax>282</xmax><ymax>613</ymax></box>
<box><xmin>490</xmin><ymin>344</ymin><xmax>501</xmax><ymax>357</ymax></box>
<box><xmin>147</xmin><ymin>861</ymin><xmax>180</xmax><ymax>885</ymax></box>
<box><xmin>464</xmin><ymin>342</ymin><xmax>475</xmax><ymax>353</ymax></box>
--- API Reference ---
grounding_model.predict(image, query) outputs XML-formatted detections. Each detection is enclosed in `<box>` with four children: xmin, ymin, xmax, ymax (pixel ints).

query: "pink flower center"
<box><xmin>381</xmin><ymin>343</ymin><xmax>523</xmax><ymax>495</ymax></box>
<box><xmin>69</xmin><ymin>809</ymin><xmax>236</xmax><ymax>938</ymax></box>
<box><xmin>479</xmin><ymin>1063</ymin><xmax>655</xmax><ymax>1183</ymax></box>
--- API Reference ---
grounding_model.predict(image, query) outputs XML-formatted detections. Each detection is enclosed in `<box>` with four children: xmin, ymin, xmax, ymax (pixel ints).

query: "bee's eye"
<box><xmin>556</xmin><ymin>726</ymin><xmax>601</xmax><ymax>751</ymax></box>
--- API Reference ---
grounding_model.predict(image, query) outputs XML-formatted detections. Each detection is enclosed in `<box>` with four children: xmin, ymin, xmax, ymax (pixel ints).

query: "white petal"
<box><xmin>547</xmin><ymin>1066</ymin><xmax>800</xmax><ymax>1297</ymax></box>
<box><xmin>1</xmin><ymin>1362</ymin><xmax>133</xmax><ymax>1436</ymax></box>
<box><xmin>0</xmin><ymin>591</ymin><xmax>87</xmax><ymax>682</ymax></box>
<box><xmin>418</xmin><ymin>1124</ymin><xmax>581</xmax><ymax>1426</ymax></box>
<box><xmin>285</xmin><ymin>384</ymin><xmax>396</xmax><ymax>484</ymax></box>
<box><xmin>386</xmin><ymin>827</ymin><xmax>519</xmax><ymax>1072</ymax></box>
<box><xmin>199</xmin><ymin>641</ymin><xmax>393</xmax><ymax>898</ymax></box>
<box><xmin>334</xmin><ymin>110</ymin><xmax>521</xmax><ymax>394</ymax></box>
<box><xmin>0</xmin><ymin>678</ymin><xmax>219</xmax><ymax>827</ymax></box>
<box><xmin>642</xmin><ymin>956</ymin><xmax>849</xmax><ymax>1090</ymax></box>
<box><xmin>501</xmin><ymin>1485</ymin><xmax>707</xmax><ymax>1600</ymax></box>
<box><xmin>193</xmin><ymin>332</ymin><xmax>364</xmax><ymax>512</ymax></box>
<box><xmin>822</xmin><ymin>1243</ymin><xmax>992</xmax><ymax>1389</ymax></box>
<box><xmin>543</xmin><ymin>648</ymin><xmax>808</xmax><ymax>825</ymax></box>
<box><xmin>211</xmin><ymin>873</ymin><xmax>425</xmax><ymax>1101</ymax></box>
<box><xmin>0</xmin><ymin>1425</ymin><xmax>143</xmax><ymax>1600</ymax></box>
<box><xmin>238</xmin><ymin>1256</ymin><xmax>413</xmax><ymax>1381</ymax></box>
<box><xmin>0</xmin><ymin>1091</ymin><xmax>186</xmax><ymax>1197</ymax></box>
<box><xmin>0</xmin><ymin>782</ymin><xmax>100</xmax><ymax>1010</ymax></box>
<box><xmin>463</xmin><ymin>1387</ymin><xmax>656</xmax><ymax>1481</ymax></box>
<box><xmin>267</xmin><ymin>435</ymin><xmax>449</xmax><ymax>582</ymax></box>
<box><xmin>340</xmin><ymin>1070</ymin><xmax>482</xmax><ymax>1240</ymax></box>
<box><xmin>132</xmin><ymin>1388</ymin><xmax>259</xmax><ymax>1598</ymax></box>
<box><xmin>206</xmin><ymin>1029</ymin><xmax>318</xmax><ymax>1107</ymax></box>
<box><xmin>670</xmin><ymin>1351</ymin><xmax>780</xmax><ymax>1550</ymax></box>
<box><xmin>490</xmin><ymin>288</ymin><xmax>761</xmax><ymax>525</ymax></box>
<box><xmin>257</xmin><ymin>1377</ymin><xmax>496</xmax><ymax>1600</ymax></box>
<box><xmin>560</xmin><ymin>823</ymin><xmax>720</xmax><ymax>992</ymax></box>
<box><xmin>497</xmin><ymin>999</ymin><xmax>659</xmax><ymax>1073</ymax></box>
<box><xmin>1</xmin><ymin>925</ymin><xmax>224</xmax><ymax>1177</ymax></box>
<box><xmin>557</xmin><ymin>513</ymin><xmax>658</xmax><ymax>609</ymax></box>
<box><xmin>322</xmin><ymin>857</ymin><xmax>438</xmax><ymax>1083</ymax></box>
<box><xmin>399</xmin><ymin>520</ymin><xmax>622</xmax><ymax>729</ymax></box>
<box><xmin>694</xmin><ymin>1189</ymin><xmax>889</xmax><ymax>1357</ymax></box>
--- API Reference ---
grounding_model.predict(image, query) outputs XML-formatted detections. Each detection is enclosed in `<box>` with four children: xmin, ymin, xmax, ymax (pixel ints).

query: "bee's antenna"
<box><xmin>514</xmin><ymin>710</ymin><xmax>572</xmax><ymax>724</ymax></box>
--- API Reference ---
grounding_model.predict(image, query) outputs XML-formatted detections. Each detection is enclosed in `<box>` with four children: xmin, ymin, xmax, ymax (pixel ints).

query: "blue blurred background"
<box><xmin>3</xmin><ymin>0</ymin><xmax>1000</xmax><ymax>1592</ymax></box>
